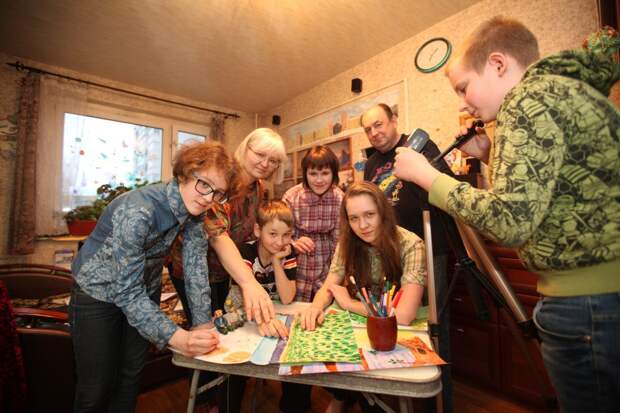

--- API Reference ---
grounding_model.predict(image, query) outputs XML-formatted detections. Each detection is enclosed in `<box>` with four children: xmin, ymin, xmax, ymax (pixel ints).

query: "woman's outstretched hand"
<box><xmin>240</xmin><ymin>279</ymin><xmax>275</xmax><ymax>324</ymax></box>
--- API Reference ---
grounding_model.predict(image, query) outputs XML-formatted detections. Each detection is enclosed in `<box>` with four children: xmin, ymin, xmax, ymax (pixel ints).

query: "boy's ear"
<box><xmin>487</xmin><ymin>52</ymin><xmax>508</xmax><ymax>76</ymax></box>
<box><xmin>253</xmin><ymin>223</ymin><xmax>261</xmax><ymax>238</ymax></box>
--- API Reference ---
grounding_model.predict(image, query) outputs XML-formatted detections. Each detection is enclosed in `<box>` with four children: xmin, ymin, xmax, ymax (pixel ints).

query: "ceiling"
<box><xmin>0</xmin><ymin>0</ymin><xmax>479</xmax><ymax>113</ymax></box>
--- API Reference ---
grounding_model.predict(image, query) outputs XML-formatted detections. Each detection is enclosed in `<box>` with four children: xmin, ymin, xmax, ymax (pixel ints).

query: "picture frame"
<box><xmin>326</xmin><ymin>137</ymin><xmax>352</xmax><ymax>170</ymax></box>
<box><xmin>284</xmin><ymin>152</ymin><xmax>294</xmax><ymax>180</ymax></box>
<box><xmin>295</xmin><ymin>148</ymin><xmax>309</xmax><ymax>178</ymax></box>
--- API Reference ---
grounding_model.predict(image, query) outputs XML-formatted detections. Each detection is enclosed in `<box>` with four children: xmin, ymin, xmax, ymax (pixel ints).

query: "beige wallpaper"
<box><xmin>264</xmin><ymin>0</ymin><xmax>599</xmax><ymax>152</ymax></box>
<box><xmin>0</xmin><ymin>52</ymin><xmax>255</xmax><ymax>263</ymax></box>
<box><xmin>0</xmin><ymin>0</ymin><xmax>602</xmax><ymax>264</ymax></box>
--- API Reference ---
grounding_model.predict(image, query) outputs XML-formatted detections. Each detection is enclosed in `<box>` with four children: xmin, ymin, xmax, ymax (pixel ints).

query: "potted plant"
<box><xmin>64</xmin><ymin>181</ymin><xmax>150</xmax><ymax>236</ymax></box>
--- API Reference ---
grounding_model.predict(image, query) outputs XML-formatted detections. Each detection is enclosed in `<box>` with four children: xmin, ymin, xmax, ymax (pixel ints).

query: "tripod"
<box><xmin>422</xmin><ymin>209</ymin><xmax>556</xmax><ymax>413</ymax></box>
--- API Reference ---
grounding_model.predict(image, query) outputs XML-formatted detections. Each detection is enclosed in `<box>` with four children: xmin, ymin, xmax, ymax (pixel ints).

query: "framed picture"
<box><xmin>284</xmin><ymin>152</ymin><xmax>294</xmax><ymax>180</ymax></box>
<box><xmin>326</xmin><ymin>137</ymin><xmax>352</xmax><ymax>170</ymax></box>
<box><xmin>338</xmin><ymin>169</ymin><xmax>354</xmax><ymax>192</ymax></box>
<box><xmin>296</xmin><ymin>148</ymin><xmax>309</xmax><ymax>178</ymax></box>
<box><xmin>281</xmin><ymin>81</ymin><xmax>405</xmax><ymax>152</ymax></box>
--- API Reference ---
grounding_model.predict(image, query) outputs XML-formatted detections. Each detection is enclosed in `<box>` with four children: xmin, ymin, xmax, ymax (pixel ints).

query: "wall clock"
<box><xmin>414</xmin><ymin>37</ymin><xmax>452</xmax><ymax>73</ymax></box>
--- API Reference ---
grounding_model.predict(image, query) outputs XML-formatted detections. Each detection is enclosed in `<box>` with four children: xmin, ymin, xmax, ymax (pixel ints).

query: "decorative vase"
<box><xmin>66</xmin><ymin>220</ymin><xmax>97</xmax><ymax>236</ymax></box>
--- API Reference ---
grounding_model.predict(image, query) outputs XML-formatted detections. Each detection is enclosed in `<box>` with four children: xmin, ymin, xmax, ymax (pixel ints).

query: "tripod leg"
<box><xmin>455</xmin><ymin>221</ymin><xmax>557</xmax><ymax>406</ymax></box>
<box><xmin>499</xmin><ymin>309</ymin><xmax>556</xmax><ymax>406</ymax></box>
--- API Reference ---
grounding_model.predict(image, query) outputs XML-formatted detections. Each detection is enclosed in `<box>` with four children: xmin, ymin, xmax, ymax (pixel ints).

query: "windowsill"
<box><xmin>37</xmin><ymin>235</ymin><xmax>88</xmax><ymax>242</ymax></box>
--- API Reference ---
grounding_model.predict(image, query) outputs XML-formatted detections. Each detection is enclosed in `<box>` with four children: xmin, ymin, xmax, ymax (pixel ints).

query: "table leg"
<box><xmin>251</xmin><ymin>378</ymin><xmax>264</xmax><ymax>413</ymax></box>
<box><xmin>187</xmin><ymin>369</ymin><xmax>200</xmax><ymax>413</ymax></box>
<box><xmin>398</xmin><ymin>396</ymin><xmax>415</xmax><ymax>413</ymax></box>
<box><xmin>362</xmin><ymin>392</ymin><xmax>396</xmax><ymax>413</ymax></box>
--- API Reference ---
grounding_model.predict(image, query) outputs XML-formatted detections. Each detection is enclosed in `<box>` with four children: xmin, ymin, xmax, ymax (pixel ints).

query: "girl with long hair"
<box><xmin>300</xmin><ymin>181</ymin><xmax>427</xmax><ymax>330</ymax></box>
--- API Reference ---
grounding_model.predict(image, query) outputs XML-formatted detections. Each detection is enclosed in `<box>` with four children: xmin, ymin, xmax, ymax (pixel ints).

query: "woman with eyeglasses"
<box><xmin>69</xmin><ymin>142</ymin><xmax>241</xmax><ymax>413</ymax></box>
<box><xmin>170</xmin><ymin>128</ymin><xmax>287</xmax><ymax>322</ymax></box>
<box><xmin>169</xmin><ymin>128</ymin><xmax>287</xmax><ymax>412</ymax></box>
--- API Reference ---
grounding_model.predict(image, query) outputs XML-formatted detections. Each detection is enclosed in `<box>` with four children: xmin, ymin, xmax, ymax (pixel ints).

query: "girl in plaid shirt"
<box><xmin>280</xmin><ymin>146</ymin><xmax>344</xmax><ymax>412</ymax></box>
<box><xmin>283</xmin><ymin>145</ymin><xmax>344</xmax><ymax>302</ymax></box>
<box><xmin>300</xmin><ymin>181</ymin><xmax>427</xmax><ymax>330</ymax></box>
<box><xmin>299</xmin><ymin>181</ymin><xmax>427</xmax><ymax>413</ymax></box>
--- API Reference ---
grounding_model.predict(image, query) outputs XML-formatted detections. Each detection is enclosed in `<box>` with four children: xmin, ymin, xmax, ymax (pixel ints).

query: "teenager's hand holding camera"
<box><xmin>455</xmin><ymin>119</ymin><xmax>490</xmax><ymax>163</ymax></box>
<box><xmin>393</xmin><ymin>147</ymin><xmax>439</xmax><ymax>191</ymax></box>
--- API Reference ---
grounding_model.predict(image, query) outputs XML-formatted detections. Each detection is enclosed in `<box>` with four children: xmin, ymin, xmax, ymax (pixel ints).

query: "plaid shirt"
<box><xmin>329</xmin><ymin>226</ymin><xmax>427</xmax><ymax>291</ymax></box>
<box><xmin>282</xmin><ymin>183</ymin><xmax>344</xmax><ymax>302</ymax></box>
<box><xmin>170</xmin><ymin>180</ymin><xmax>267</xmax><ymax>283</ymax></box>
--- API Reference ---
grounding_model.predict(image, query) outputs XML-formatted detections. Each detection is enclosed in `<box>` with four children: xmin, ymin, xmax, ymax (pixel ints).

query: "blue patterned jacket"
<box><xmin>72</xmin><ymin>180</ymin><xmax>211</xmax><ymax>348</ymax></box>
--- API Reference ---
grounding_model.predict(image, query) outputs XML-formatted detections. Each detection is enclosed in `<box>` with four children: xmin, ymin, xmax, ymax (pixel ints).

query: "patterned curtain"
<box><xmin>8</xmin><ymin>73</ymin><xmax>40</xmax><ymax>255</ymax></box>
<box><xmin>210</xmin><ymin>114</ymin><xmax>226</xmax><ymax>141</ymax></box>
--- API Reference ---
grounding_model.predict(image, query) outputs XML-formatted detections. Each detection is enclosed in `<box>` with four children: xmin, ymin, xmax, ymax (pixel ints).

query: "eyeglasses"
<box><xmin>248</xmin><ymin>145</ymin><xmax>281</xmax><ymax>168</ymax></box>
<box><xmin>192</xmin><ymin>173</ymin><xmax>228</xmax><ymax>204</ymax></box>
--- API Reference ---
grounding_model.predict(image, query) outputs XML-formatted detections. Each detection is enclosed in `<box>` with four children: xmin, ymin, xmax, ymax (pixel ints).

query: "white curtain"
<box><xmin>36</xmin><ymin>76</ymin><xmax>88</xmax><ymax>235</ymax></box>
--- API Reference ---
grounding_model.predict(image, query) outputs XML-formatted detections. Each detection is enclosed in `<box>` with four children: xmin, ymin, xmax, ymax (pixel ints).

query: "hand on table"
<box><xmin>298</xmin><ymin>306</ymin><xmax>325</xmax><ymax>331</ymax></box>
<box><xmin>257</xmin><ymin>318</ymin><xmax>289</xmax><ymax>338</ymax></box>
<box><xmin>240</xmin><ymin>279</ymin><xmax>275</xmax><ymax>324</ymax></box>
<box><xmin>169</xmin><ymin>327</ymin><xmax>219</xmax><ymax>357</ymax></box>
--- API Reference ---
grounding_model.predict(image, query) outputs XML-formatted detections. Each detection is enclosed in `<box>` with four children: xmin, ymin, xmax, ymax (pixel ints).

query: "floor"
<box><xmin>136</xmin><ymin>376</ymin><xmax>554</xmax><ymax>413</ymax></box>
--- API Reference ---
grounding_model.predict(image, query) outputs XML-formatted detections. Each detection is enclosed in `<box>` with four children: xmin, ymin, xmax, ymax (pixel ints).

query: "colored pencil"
<box><xmin>350</xmin><ymin>276</ymin><xmax>376</xmax><ymax>316</ymax></box>
<box><xmin>361</xmin><ymin>287</ymin><xmax>373</xmax><ymax>311</ymax></box>
<box><xmin>389</xmin><ymin>290</ymin><xmax>404</xmax><ymax>317</ymax></box>
<box><xmin>369</xmin><ymin>294</ymin><xmax>381</xmax><ymax>317</ymax></box>
<box><xmin>387</xmin><ymin>285</ymin><xmax>396</xmax><ymax>314</ymax></box>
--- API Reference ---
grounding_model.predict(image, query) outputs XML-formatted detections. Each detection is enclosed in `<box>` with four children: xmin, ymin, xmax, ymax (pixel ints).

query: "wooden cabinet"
<box><xmin>448</xmin><ymin>242</ymin><xmax>556</xmax><ymax>407</ymax></box>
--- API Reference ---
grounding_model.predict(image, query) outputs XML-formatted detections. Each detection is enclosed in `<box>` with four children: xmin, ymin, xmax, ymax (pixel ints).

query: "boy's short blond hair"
<box><xmin>457</xmin><ymin>16</ymin><xmax>540</xmax><ymax>73</ymax></box>
<box><xmin>256</xmin><ymin>200</ymin><xmax>294</xmax><ymax>228</ymax></box>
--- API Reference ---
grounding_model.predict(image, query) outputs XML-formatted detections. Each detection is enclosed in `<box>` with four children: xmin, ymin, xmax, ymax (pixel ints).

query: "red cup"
<box><xmin>366</xmin><ymin>315</ymin><xmax>397</xmax><ymax>351</ymax></box>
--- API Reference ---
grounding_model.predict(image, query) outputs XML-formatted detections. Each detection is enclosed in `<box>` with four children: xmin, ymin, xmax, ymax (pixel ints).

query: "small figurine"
<box><xmin>213</xmin><ymin>309</ymin><xmax>230</xmax><ymax>334</ymax></box>
<box><xmin>223</xmin><ymin>307</ymin><xmax>247</xmax><ymax>330</ymax></box>
<box><xmin>220</xmin><ymin>298</ymin><xmax>247</xmax><ymax>331</ymax></box>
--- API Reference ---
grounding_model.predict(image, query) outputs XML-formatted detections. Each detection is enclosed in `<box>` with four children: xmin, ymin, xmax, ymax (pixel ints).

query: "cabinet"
<box><xmin>448</xmin><ymin>241</ymin><xmax>556</xmax><ymax>407</ymax></box>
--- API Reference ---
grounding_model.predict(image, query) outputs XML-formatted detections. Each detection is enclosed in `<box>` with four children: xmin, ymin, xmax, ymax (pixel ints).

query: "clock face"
<box><xmin>415</xmin><ymin>38</ymin><xmax>452</xmax><ymax>73</ymax></box>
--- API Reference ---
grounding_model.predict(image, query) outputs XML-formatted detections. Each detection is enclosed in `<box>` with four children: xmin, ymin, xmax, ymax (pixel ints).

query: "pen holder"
<box><xmin>366</xmin><ymin>315</ymin><xmax>397</xmax><ymax>351</ymax></box>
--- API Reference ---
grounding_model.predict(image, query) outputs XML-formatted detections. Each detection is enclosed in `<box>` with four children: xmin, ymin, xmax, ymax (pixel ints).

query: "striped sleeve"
<box><xmin>283</xmin><ymin>253</ymin><xmax>297</xmax><ymax>280</ymax></box>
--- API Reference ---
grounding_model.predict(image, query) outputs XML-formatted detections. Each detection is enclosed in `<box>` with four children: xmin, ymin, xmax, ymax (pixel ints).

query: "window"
<box><xmin>36</xmin><ymin>76</ymin><xmax>212</xmax><ymax>235</ymax></box>
<box><xmin>177</xmin><ymin>130</ymin><xmax>206</xmax><ymax>148</ymax></box>
<box><xmin>62</xmin><ymin>113</ymin><xmax>163</xmax><ymax>210</ymax></box>
<box><xmin>59</xmin><ymin>108</ymin><xmax>210</xmax><ymax>213</ymax></box>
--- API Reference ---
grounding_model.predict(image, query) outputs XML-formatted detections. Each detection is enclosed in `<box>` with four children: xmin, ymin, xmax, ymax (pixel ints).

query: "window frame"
<box><xmin>36</xmin><ymin>87</ymin><xmax>212</xmax><ymax>236</ymax></box>
<box><xmin>63</xmin><ymin>102</ymin><xmax>211</xmax><ymax>184</ymax></box>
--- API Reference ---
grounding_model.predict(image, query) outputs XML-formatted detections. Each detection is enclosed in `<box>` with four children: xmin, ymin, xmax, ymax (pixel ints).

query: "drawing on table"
<box><xmin>194</xmin><ymin>322</ymin><xmax>263</xmax><ymax>364</ymax></box>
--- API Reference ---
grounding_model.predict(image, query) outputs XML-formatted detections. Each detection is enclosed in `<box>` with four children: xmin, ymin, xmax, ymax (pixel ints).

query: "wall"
<box><xmin>0</xmin><ymin>52</ymin><xmax>256</xmax><ymax>264</ymax></box>
<box><xmin>263</xmin><ymin>0</ymin><xmax>599</xmax><ymax>154</ymax></box>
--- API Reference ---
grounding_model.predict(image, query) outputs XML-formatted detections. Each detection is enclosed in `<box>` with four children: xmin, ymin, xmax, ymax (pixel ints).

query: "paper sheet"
<box><xmin>279</xmin><ymin>310</ymin><xmax>361</xmax><ymax>364</ymax></box>
<box><xmin>194</xmin><ymin>322</ymin><xmax>264</xmax><ymax>364</ymax></box>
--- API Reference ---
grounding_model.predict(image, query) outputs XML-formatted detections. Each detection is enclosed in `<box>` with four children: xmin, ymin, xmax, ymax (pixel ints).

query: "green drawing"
<box><xmin>280</xmin><ymin>311</ymin><xmax>361</xmax><ymax>364</ymax></box>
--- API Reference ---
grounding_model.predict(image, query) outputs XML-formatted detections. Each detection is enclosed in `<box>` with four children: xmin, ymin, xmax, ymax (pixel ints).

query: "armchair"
<box><xmin>15</xmin><ymin>308</ymin><xmax>74</xmax><ymax>413</ymax></box>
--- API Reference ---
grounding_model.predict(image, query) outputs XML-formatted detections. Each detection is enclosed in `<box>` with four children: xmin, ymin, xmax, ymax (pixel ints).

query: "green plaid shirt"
<box><xmin>329</xmin><ymin>226</ymin><xmax>427</xmax><ymax>289</ymax></box>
